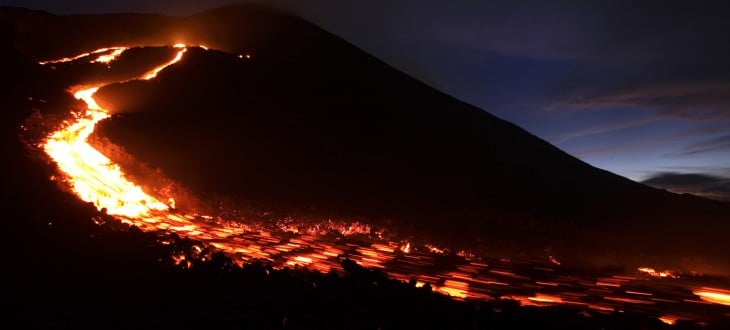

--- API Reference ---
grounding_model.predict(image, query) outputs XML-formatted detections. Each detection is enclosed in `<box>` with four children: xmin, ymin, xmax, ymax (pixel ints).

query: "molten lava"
<box><xmin>658</xmin><ymin>315</ymin><xmax>679</xmax><ymax>325</ymax></box>
<box><xmin>142</xmin><ymin>45</ymin><xmax>186</xmax><ymax>80</ymax></box>
<box><xmin>44</xmin><ymin>85</ymin><xmax>170</xmax><ymax>217</ymax></box>
<box><xmin>638</xmin><ymin>267</ymin><xmax>678</xmax><ymax>278</ymax></box>
<box><xmin>694</xmin><ymin>287</ymin><xmax>730</xmax><ymax>306</ymax></box>
<box><xmin>43</xmin><ymin>46</ymin><xmax>172</xmax><ymax>218</ymax></box>
<box><xmin>91</xmin><ymin>47</ymin><xmax>127</xmax><ymax>64</ymax></box>
<box><xmin>39</xmin><ymin>46</ymin><xmax>127</xmax><ymax>65</ymax></box>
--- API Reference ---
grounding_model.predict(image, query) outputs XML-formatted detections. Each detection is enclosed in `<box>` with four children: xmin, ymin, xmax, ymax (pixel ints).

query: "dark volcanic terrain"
<box><xmin>1</xmin><ymin>4</ymin><xmax>730</xmax><ymax>328</ymax></box>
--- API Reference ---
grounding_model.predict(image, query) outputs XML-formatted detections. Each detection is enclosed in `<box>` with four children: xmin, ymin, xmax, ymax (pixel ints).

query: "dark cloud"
<box><xmin>678</xmin><ymin>134</ymin><xmax>730</xmax><ymax>156</ymax></box>
<box><xmin>417</xmin><ymin>1</ymin><xmax>730</xmax><ymax>62</ymax></box>
<box><xmin>534</xmin><ymin>1</ymin><xmax>730</xmax><ymax>121</ymax></box>
<box><xmin>642</xmin><ymin>172</ymin><xmax>730</xmax><ymax>201</ymax></box>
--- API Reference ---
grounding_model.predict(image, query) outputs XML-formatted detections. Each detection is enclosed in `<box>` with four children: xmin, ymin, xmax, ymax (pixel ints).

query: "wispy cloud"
<box><xmin>556</xmin><ymin>82</ymin><xmax>730</xmax><ymax>121</ymax></box>
<box><xmin>571</xmin><ymin>122</ymin><xmax>730</xmax><ymax>158</ymax></box>
<box><xmin>677</xmin><ymin>134</ymin><xmax>730</xmax><ymax>156</ymax></box>
<box><xmin>572</xmin><ymin>136</ymin><xmax>668</xmax><ymax>157</ymax></box>
<box><xmin>553</xmin><ymin>116</ymin><xmax>661</xmax><ymax>145</ymax></box>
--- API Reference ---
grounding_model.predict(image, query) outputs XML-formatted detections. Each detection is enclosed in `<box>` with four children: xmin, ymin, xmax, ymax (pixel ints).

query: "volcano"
<box><xmin>2</xmin><ymin>4</ymin><xmax>730</xmax><ymax>328</ymax></box>
<box><xmin>4</xmin><ymin>4</ymin><xmax>730</xmax><ymax>268</ymax></box>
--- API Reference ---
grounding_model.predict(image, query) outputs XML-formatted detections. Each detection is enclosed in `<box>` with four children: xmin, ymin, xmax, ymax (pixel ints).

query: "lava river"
<box><xmin>39</xmin><ymin>45</ymin><xmax>730</xmax><ymax>326</ymax></box>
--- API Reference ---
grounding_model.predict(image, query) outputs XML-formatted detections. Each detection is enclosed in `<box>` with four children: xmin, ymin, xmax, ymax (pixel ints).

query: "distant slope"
<box><xmin>0</xmin><ymin>4</ymin><xmax>342</xmax><ymax>60</ymax></box>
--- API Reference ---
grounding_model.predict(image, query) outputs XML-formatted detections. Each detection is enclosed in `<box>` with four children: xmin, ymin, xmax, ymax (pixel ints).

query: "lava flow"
<box><xmin>39</xmin><ymin>45</ymin><xmax>730</xmax><ymax>326</ymax></box>
<box><xmin>43</xmin><ymin>45</ymin><xmax>177</xmax><ymax>218</ymax></box>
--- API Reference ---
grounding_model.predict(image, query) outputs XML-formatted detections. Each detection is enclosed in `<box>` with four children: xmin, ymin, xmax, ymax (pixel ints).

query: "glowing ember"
<box><xmin>91</xmin><ymin>47</ymin><xmax>127</xmax><ymax>64</ymax></box>
<box><xmin>548</xmin><ymin>255</ymin><xmax>561</xmax><ymax>265</ymax></box>
<box><xmin>529</xmin><ymin>293</ymin><xmax>564</xmax><ymax>304</ymax></box>
<box><xmin>637</xmin><ymin>267</ymin><xmax>678</xmax><ymax>278</ymax></box>
<box><xmin>503</xmin><ymin>293</ymin><xmax>566</xmax><ymax>307</ymax></box>
<box><xmin>425</xmin><ymin>244</ymin><xmax>446</xmax><ymax>254</ymax></box>
<box><xmin>659</xmin><ymin>315</ymin><xmax>679</xmax><ymax>325</ymax></box>
<box><xmin>437</xmin><ymin>280</ymin><xmax>469</xmax><ymax>299</ymax></box>
<box><xmin>694</xmin><ymin>287</ymin><xmax>730</xmax><ymax>306</ymax></box>
<box><xmin>400</xmin><ymin>242</ymin><xmax>411</xmax><ymax>254</ymax></box>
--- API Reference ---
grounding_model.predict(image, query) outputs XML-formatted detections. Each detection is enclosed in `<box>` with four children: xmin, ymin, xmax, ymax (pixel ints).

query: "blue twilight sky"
<box><xmin>4</xmin><ymin>0</ymin><xmax>730</xmax><ymax>199</ymax></box>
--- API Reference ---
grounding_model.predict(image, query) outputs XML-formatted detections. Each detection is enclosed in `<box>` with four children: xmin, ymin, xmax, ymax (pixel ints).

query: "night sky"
<box><xmin>5</xmin><ymin>0</ymin><xmax>730</xmax><ymax>200</ymax></box>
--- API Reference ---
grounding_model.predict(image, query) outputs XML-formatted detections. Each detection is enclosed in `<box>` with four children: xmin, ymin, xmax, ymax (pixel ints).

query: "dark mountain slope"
<box><xmin>95</xmin><ymin>47</ymin><xmax>644</xmax><ymax>219</ymax></box>
<box><xmin>0</xmin><ymin>6</ymin><xmax>177</xmax><ymax>59</ymax></box>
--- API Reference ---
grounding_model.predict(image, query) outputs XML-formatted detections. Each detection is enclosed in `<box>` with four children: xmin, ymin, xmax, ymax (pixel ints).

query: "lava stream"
<box><xmin>43</xmin><ymin>46</ymin><xmax>180</xmax><ymax>218</ymax></box>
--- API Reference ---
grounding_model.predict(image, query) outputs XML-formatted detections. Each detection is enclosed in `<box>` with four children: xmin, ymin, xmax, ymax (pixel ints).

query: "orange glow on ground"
<box><xmin>437</xmin><ymin>280</ymin><xmax>469</xmax><ymax>299</ymax></box>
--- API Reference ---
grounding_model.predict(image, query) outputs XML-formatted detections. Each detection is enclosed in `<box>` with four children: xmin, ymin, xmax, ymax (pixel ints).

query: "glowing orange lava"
<box><xmin>39</xmin><ymin>46</ymin><xmax>127</xmax><ymax>65</ymax></box>
<box><xmin>694</xmin><ymin>287</ymin><xmax>730</xmax><ymax>306</ymax></box>
<box><xmin>92</xmin><ymin>47</ymin><xmax>127</xmax><ymax>64</ymax></box>
<box><xmin>44</xmin><ymin>57</ymin><xmax>171</xmax><ymax>217</ymax></box>
<box><xmin>142</xmin><ymin>46</ymin><xmax>187</xmax><ymax>80</ymax></box>
<box><xmin>637</xmin><ymin>267</ymin><xmax>678</xmax><ymax>278</ymax></box>
<box><xmin>659</xmin><ymin>315</ymin><xmax>679</xmax><ymax>325</ymax></box>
